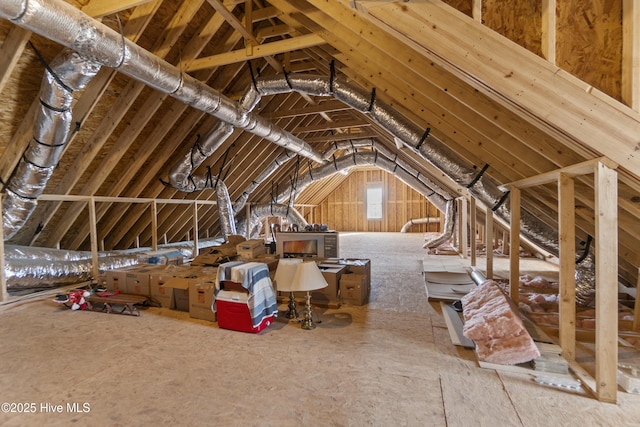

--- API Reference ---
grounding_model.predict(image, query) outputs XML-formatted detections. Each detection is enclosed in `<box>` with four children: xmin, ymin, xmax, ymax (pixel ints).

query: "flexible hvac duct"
<box><xmin>322</xmin><ymin>138</ymin><xmax>451</xmax><ymax>201</ymax></box>
<box><xmin>2</xmin><ymin>49</ymin><xmax>100</xmax><ymax>239</ymax></box>
<box><xmin>235</xmin><ymin>203</ymin><xmax>308</xmax><ymax>239</ymax></box>
<box><xmin>0</xmin><ymin>0</ymin><xmax>325</xmax><ymax>240</ymax></box>
<box><xmin>168</xmin><ymin>122</ymin><xmax>234</xmax><ymax>192</ymax></box>
<box><xmin>270</xmin><ymin>151</ymin><xmax>454</xmax><ymax>248</ymax></box>
<box><xmin>216</xmin><ymin>179</ymin><xmax>237</xmax><ymax>239</ymax></box>
<box><xmin>226</xmin><ymin>73</ymin><xmax>559</xmax><ymax>257</ymax></box>
<box><xmin>3</xmin><ymin>238</ymin><xmax>225</xmax><ymax>290</ymax></box>
<box><xmin>400</xmin><ymin>217</ymin><xmax>440</xmax><ymax>233</ymax></box>
<box><xmin>273</xmin><ymin>152</ymin><xmax>449</xmax><ymax>213</ymax></box>
<box><xmin>423</xmin><ymin>200</ymin><xmax>456</xmax><ymax>249</ymax></box>
<box><xmin>233</xmin><ymin>150</ymin><xmax>297</xmax><ymax>213</ymax></box>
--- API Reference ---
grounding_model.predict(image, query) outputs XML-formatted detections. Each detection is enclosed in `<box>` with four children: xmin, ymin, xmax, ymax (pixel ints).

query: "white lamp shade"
<box><xmin>274</xmin><ymin>258</ymin><xmax>303</xmax><ymax>292</ymax></box>
<box><xmin>291</xmin><ymin>261</ymin><xmax>328</xmax><ymax>292</ymax></box>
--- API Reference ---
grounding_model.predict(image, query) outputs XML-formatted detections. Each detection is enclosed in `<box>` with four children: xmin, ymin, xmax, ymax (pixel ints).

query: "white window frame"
<box><xmin>366</xmin><ymin>184</ymin><xmax>383</xmax><ymax>219</ymax></box>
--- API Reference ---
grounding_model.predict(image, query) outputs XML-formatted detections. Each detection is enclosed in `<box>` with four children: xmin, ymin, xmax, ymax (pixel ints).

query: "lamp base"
<box><xmin>283</xmin><ymin>292</ymin><xmax>298</xmax><ymax>319</ymax></box>
<box><xmin>300</xmin><ymin>292</ymin><xmax>316</xmax><ymax>330</ymax></box>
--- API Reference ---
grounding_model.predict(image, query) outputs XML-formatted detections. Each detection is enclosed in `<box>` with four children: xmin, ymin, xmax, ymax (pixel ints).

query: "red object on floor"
<box><xmin>215</xmin><ymin>290</ymin><xmax>274</xmax><ymax>333</ymax></box>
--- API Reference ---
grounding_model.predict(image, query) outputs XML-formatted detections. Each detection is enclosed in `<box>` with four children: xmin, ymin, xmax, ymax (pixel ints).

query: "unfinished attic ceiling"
<box><xmin>0</xmin><ymin>0</ymin><xmax>639</xmax><ymax>286</ymax></box>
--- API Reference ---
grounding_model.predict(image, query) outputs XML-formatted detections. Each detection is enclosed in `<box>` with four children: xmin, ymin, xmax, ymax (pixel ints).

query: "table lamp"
<box><xmin>291</xmin><ymin>261</ymin><xmax>328</xmax><ymax>330</ymax></box>
<box><xmin>274</xmin><ymin>258</ymin><xmax>303</xmax><ymax>319</ymax></box>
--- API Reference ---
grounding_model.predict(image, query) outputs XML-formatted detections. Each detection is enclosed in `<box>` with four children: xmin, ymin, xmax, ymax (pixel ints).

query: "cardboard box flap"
<box><xmin>162</xmin><ymin>277</ymin><xmax>190</xmax><ymax>290</ymax></box>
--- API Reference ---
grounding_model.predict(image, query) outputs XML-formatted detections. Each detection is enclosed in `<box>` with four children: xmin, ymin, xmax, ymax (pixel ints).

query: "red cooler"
<box><xmin>215</xmin><ymin>290</ymin><xmax>274</xmax><ymax>333</ymax></box>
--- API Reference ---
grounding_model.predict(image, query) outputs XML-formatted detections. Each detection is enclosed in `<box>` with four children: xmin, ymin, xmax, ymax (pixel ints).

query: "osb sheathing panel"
<box><xmin>481</xmin><ymin>0</ymin><xmax>543</xmax><ymax>57</ymax></box>
<box><xmin>475</xmin><ymin>0</ymin><xmax>622</xmax><ymax>101</ymax></box>
<box><xmin>557</xmin><ymin>0</ymin><xmax>623</xmax><ymax>101</ymax></box>
<box><xmin>441</xmin><ymin>0</ymin><xmax>472</xmax><ymax>17</ymax></box>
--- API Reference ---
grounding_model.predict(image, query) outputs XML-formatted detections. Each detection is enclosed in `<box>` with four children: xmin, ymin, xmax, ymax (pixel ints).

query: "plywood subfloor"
<box><xmin>0</xmin><ymin>232</ymin><xmax>639</xmax><ymax>426</ymax></box>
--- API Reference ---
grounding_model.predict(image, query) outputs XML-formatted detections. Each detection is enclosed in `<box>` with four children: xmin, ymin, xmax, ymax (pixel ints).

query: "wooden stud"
<box><xmin>472</xmin><ymin>0</ymin><xmax>482</xmax><ymax>22</ymax></box>
<box><xmin>0</xmin><ymin>193</ymin><xmax>7</xmax><ymax>302</ymax></box>
<box><xmin>151</xmin><ymin>201</ymin><xmax>158</xmax><ymax>251</ymax></box>
<box><xmin>461</xmin><ymin>197</ymin><xmax>468</xmax><ymax>259</ymax></box>
<box><xmin>622</xmin><ymin>0</ymin><xmax>640</xmax><ymax>111</ymax></box>
<box><xmin>470</xmin><ymin>197</ymin><xmax>477</xmax><ymax>267</ymax></box>
<box><xmin>193</xmin><ymin>202</ymin><xmax>199</xmax><ymax>257</ymax></box>
<box><xmin>558</xmin><ymin>173</ymin><xmax>576</xmax><ymax>361</ymax></box>
<box><xmin>541</xmin><ymin>0</ymin><xmax>556</xmax><ymax>64</ymax></box>
<box><xmin>486</xmin><ymin>208</ymin><xmax>494</xmax><ymax>279</ymax></box>
<box><xmin>502</xmin><ymin>230</ymin><xmax>509</xmax><ymax>255</ymax></box>
<box><xmin>88</xmin><ymin>197</ymin><xmax>100</xmax><ymax>282</ymax></box>
<box><xmin>509</xmin><ymin>188</ymin><xmax>520</xmax><ymax>302</ymax></box>
<box><xmin>634</xmin><ymin>268</ymin><xmax>640</xmax><ymax>332</ymax></box>
<box><xmin>594</xmin><ymin>161</ymin><xmax>618</xmax><ymax>403</ymax></box>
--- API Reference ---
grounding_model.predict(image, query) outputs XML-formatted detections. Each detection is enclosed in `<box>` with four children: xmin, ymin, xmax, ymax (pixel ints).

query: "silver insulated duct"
<box><xmin>235</xmin><ymin>203</ymin><xmax>308</xmax><ymax>239</ymax></box>
<box><xmin>0</xmin><ymin>0</ymin><xmax>325</xmax><ymax>240</ymax></box>
<box><xmin>2</xmin><ymin>49</ymin><xmax>100</xmax><ymax>239</ymax></box>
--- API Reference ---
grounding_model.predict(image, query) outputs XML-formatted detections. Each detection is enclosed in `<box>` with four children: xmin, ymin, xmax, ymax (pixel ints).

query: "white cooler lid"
<box><xmin>216</xmin><ymin>290</ymin><xmax>249</xmax><ymax>303</ymax></box>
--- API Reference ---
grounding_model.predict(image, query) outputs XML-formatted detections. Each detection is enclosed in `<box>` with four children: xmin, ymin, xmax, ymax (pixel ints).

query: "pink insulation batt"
<box><xmin>462</xmin><ymin>280</ymin><xmax>540</xmax><ymax>365</ymax></box>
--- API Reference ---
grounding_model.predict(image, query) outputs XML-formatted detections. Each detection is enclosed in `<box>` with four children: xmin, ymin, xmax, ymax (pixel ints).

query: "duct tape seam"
<box><xmin>466</xmin><ymin>163</ymin><xmax>490</xmax><ymax>189</ymax></box>
<box><xmin>283</xmin><ymin>70</ymin><xmax>293</xmax><ymax>90</ymax></box>
<box><xmin>29</xmin><ymin>41</ymin><xmax>73</xmax><ymax>94</ymax></box>
<box><xmin>416</xmin><ymin>127</ymin><xmax>431</xmax><ymax>150</ymax></box>
<box><xmin>367</xmin><ymin>87</ymin><xmax>376</xmax><ymax>112</ymax></box>
<box><xmin>329</xmin><ymin>60</ymin><xmax>336</xmax><ymax>93</ymax></box>
<box><xmin>492</xmin><ymin>190</ymin><xmax>510</xmax><ymax>211</ymax></box>
<box><xmin>576</xmin><ymin>235</ymin><xmax>593</xmax><ymax>264</ymax></box>
<box><xmin>248</xmin><ymin>60</ymin><xmax>258</xmax><ymax>92</ymax></box>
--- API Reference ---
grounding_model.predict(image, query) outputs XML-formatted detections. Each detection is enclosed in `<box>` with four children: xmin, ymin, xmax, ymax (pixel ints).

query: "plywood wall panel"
<box><xmin>306</xmin><ymin>169</ymin><xmax>441</xmax><ymax>232</ymax></box>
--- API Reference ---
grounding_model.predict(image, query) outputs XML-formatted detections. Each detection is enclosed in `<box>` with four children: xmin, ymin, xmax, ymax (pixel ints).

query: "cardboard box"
<box><xmin>149</xmin><ymin>271</ymin><xmax>174</xmax><ymax>308</ymax></box>
<box><xmin>301</xmin><ymin>264</ymin><xmax>346</xmax><ymax>307</ymax></box>
<box><xmin>189</xmin><ymin>279</ymin><xmax>217</xmax><ymax>322</ymax></box>
<box><xmin>161</xmin><ymin>277</ymin><xmax>191</xmax><ymax>311</ymax></box>
<box><xmin>340</xmin><ymin>273</ymin><xmax>368</xmax><ymax>305</ymax></box>
<box><xmin>125</xmin><ymin>265</ymin><xmax>165</xmax><ymax>296</ymax></box>
<box><xmin>322</xmin><ymin>258</ymin><xmax>371</xmax><ymax>298</ymax></box>
<box><xmin>215</xmin><ymin>290</ymin><xmax>274</xmax><ymax>333</ymax></box>
<box><xmin>159</xmin><ymin>266</ymin><xmax>217</xmax><ymax>311</ymax></box>
<box><xmin>105</xmin><ymin>266</ymin><xmax>138</xmax><ymax>293</ymax></box>
<box><xmin>236</xmin><ymin>239</ymin><xmax>266</xmax><ymax>259</ymax></box>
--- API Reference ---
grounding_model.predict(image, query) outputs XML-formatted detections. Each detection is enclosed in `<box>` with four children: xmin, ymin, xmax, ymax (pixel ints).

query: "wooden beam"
<box><xmin>485</xmin><ymin>208</ymin><xmax>493</xmax><ymax>279</ymax></box>
<box><xmin>0</xmin><ymin>193</ymin><xmax>7</xmax><ymax>302</ymax></box>
<box><xmin>37</xmin><ymin>194</ymin><xmax>218</xmax><ymax>205</ymax></box>
<box><xmin>206</xmin><ymin>0</ymin><xmax>283</xmax><ymax>71</ymax></box>
<box><xmin>634</xmin><ymin>268</ymin><xmax>640</xmax><ymax>332</ymax></box>
<box><xmin>499</xmin><ymin>157</ymin><xmax>618</xmax><ymax>190</ymax></box>
<box><xmin>558</xmin><ymin>173</ymin><xmax>576</xmax><ymax>361</ymax></box>
<box><xmin>193</xmin><ymin>202</ymin><xmax>199</xmax><ymax>258</ymax></box>
<box><xmin>0</xmin><ymin>26</ymin><xmax>31</xmax><ymax>93</ymax></box>
<box><xmin>470</xmin><ymin>197</ymin><xmax>477</xmax><ymax>267</ymax></box>
<box><xmin>151</xmin><ymin>201</ymin><xmax>158</xmax><ymax>251</ymax></box>
<box><xmin>268</xmin><ymin>100</ymin><xmax>350</xmax><ymax>119</ymax></box>
<box><xmin>88</xmin><ymin>197</ymin><xmax>99</xmax><ymax>282</ymax></box>
<box><xmin>355</xmin><ymin>0</ymin><xmax>640</xmax><ymax>174</ymax></box>
<box><xmin>292</xmin><ymin>117</ymin><xmax>369</xmax><ymax>133</ymax></box>
<box><xmin>185</xmin><ymin>33</ymin><xmax>325</xmax><ymax>71</ymax></box>
<box><xmin>460</xmin><ymin>197</ymin><xmax>468</xmax><ymax>259</ymax></box>
<box><xmin>81</xmin><ymin>0</ymin><xmax>155</xmax><ymax>17</ymax></box>
<box><xmin>471</xmin><ymin>0</ymin><xmax>481</xmax><ymax>22</ymax></box>
<box><xmin>594</xmin><ymin>161</ymin><xmax>618</xmax><ymax>403</ymax></box>
<box><xmin>509</xmin><ymin>188</ymin><xmax>520</xmax><ymax>302</ymax></box>
<box><xmin>541</xmin><ymin>0</ymin><xmax>556</xmax><ymax>64</ymax></box>
<box><xmin>622</xmin><ymin>0</ymin><xmax>640</xmax><ymax>111</ymax></box>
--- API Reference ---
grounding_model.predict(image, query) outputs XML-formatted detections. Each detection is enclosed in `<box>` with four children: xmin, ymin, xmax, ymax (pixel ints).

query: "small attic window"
<box><xmin>366</xmin><ymin>185</ymin><xmax>383</xmax><ymax>219</ymax></box>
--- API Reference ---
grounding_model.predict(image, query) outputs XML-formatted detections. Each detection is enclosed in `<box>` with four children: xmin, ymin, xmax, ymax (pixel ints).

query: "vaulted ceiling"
<box><xmin>0</xmin><ymin>0</ymin><xmax>639</xmax><ymax>286</ymax></box>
